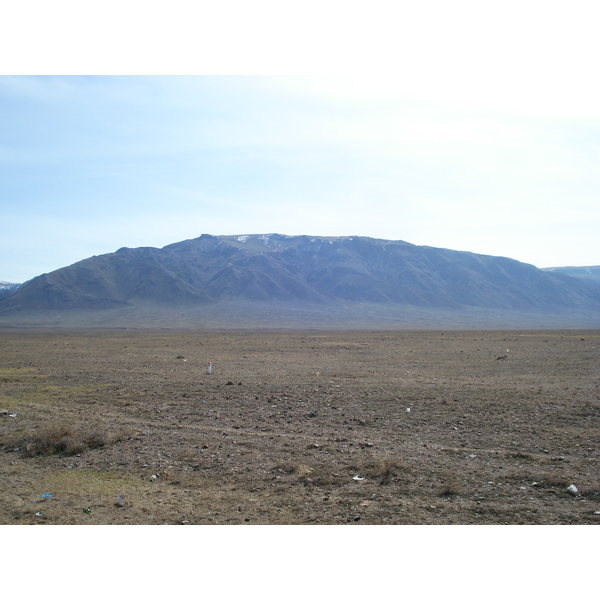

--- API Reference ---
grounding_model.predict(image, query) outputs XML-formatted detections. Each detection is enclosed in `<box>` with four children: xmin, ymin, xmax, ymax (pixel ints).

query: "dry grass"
<box><xmin>274</xmin><ymin>461</ymin><xmax>314</xmax><ymax>476</ymax></box>
<box><xmin>438</xmin><ymin>481</ymin><xmax>460</xmax><ymax>497</ymax></box>
<box><xmin>13</xmin><ymin>425</ymin><xmax>116</xmax><ymax>457</ymax></box>
<box><xmin>354</xmin><ymin>457</ymin><xmax>409</xmax><ymax>483</ymax></box>
<box><xmin>538</xmin><ymin>472</ymin><xmax>572</xmax><ymax>488</ymax></box>
<box><xmin>176</xmin><ymin>448</ymin><xmax>201</xmax><ymax>463</ymax></box>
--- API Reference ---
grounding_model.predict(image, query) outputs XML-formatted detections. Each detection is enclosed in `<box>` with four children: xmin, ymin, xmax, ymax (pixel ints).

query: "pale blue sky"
<box><xmin>2</xmin><ymin>2</ymin><xmax>599</xmax><ymax>282</ymax></box>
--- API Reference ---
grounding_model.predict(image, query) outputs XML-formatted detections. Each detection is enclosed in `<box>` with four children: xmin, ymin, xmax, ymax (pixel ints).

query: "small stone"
<box><xmin>567</xmin><ymin>484</ymin><xmax>579</xmax><ymax>495</ymax></box>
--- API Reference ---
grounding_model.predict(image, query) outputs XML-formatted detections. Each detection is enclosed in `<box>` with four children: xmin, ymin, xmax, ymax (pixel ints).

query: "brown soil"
<box><xmin>1</xmin><ymin>328</ymin><xmax>598</xmax><ymax>525</ymax></box>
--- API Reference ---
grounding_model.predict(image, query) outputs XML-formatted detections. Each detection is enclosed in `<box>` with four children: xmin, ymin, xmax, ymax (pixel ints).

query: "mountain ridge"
<box><xmin>1</xmin><ymin>234</ymin><xmax>599</xmax><ymax>328</ymax></box>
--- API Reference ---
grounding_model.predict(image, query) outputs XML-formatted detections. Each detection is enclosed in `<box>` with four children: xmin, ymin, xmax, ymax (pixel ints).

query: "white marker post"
<box><xmin>207</xmin><ymin>361</ymin><xmax>212</xmax><ymax>375</ymax></box>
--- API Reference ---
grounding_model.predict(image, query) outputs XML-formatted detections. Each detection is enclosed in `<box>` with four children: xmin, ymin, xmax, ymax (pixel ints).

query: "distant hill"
<box><xmin>0</xmin><ymin>281</ymin><xmax>21</xmax><ymax>301</ymax></box>
<box><xmin>542</xmin><ymin>266</ymin><xmax>600</xmax><ymax>282</ymax></box>
<box><xmin>1</xmin><ymin>234</ymin><xmax>599</xmax><ymax>328</ymax></box>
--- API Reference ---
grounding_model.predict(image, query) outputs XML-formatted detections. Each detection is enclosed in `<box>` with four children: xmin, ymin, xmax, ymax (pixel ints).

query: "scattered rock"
<box><xmin>567</xmin><ymin>484</ymin><xmax>579</xmax><ymax>495</ymax></box>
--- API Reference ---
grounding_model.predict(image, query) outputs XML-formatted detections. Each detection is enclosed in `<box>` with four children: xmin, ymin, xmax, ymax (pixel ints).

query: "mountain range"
<box><xmin>1</xmin><ymin>234</ymin><xmax>599</xmax><ymax>329</ymax></box>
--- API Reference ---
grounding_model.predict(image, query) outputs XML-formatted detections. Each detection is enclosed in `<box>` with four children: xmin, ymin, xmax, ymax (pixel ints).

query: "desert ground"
<box><xmin>1</xmin><ymin>327</ymin><xmax>598</xmax><ymax>525</ymax></box>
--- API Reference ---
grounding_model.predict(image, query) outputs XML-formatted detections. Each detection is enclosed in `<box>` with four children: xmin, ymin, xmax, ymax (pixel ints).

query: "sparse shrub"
<box><xmin>16</xmin><ymin>425</ymin><xmax>112</xmax><ymax>457</ymax></box>
<box><xmin>507</xmin><ymin>451</ymin><xmax>534</xmax><ymax>461</ymax></box>
<box><xmin>274</xmin><ymin>462</ymin><xmax>314</xmax><ymax>476</ymax></box>
<box><xmin>177</xmin><ymin>448</ymin><xmax>200</xmax><ymax>463</ymax></box>
<box><xmin>538</xmin><ymin>472</ymin><xmax>571</xmax><ymax>488</ymax></box>
<box><xmin>273</xmin><ymin>461</ymin><xmax>296</xmax><ymax>474</ymax></box>
<box><xmin>353</xmin><ymin>457</ymin><xmax>409</xmax><ymax>484</ymax></box>
<box><xmin>439</xmin><ymin>481</ymin><xmax>460</xmax><ymax>497</ymax></box>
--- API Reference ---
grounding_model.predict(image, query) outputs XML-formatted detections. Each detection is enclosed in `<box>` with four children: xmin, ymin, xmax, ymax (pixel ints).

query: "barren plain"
<box><xmin>1</xmin><ymin>328</ymin><xmax>598</xmax><ymax>525</ymax></box>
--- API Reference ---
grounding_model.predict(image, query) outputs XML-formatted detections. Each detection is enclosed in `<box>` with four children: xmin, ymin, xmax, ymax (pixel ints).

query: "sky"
<box><xmin>1</xmin><ymin>2</ymin><xmax>600</xmax><ymax>283</ymax></box>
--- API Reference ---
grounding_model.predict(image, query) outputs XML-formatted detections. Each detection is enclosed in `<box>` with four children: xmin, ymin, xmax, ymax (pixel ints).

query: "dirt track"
<box><xmin>1</xmin><ymin>328</ymin><xmax>598</xmax><ymax>524</ymax></box>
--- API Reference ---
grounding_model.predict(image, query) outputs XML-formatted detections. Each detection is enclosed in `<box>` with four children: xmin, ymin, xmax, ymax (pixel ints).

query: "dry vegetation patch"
<box><xmin>6</xmin><ymin>425</ymin><xmax>121</xmax><ymax>457</ymax></box>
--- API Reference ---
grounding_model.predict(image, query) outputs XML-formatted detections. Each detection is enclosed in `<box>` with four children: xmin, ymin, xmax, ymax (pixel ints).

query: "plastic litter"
<box><xmin>567</xmin><ymin>484</ymin><xmax>579</xmax><ymax>495</ymax></box>
<box><xmin>35</xmin><ymin>512</ymin><xmax>43</xmax><ymax>517</ymax></box>
<box><xmin>116</xmin><ymin>495</ymin><xmax>125</xmax><ymax>507</ymax></box>
<box><xmin>353</xmin><ymin>475</ymin><xmax>365</xmax><ymax>481</ymax></box>
<box><xmin>406</xmin><ymin>407</ymin><xmax>411</xmax><ymax>413</ymax></box>
<box><xmin>82</xmin><ymin>508</ymin><xmax>91</xmax><ymax>514</ymax></box>
<box><xmin>40</xmin><ymin>493</ymin><xmax>52</xmax><ymax>499</ymax></box>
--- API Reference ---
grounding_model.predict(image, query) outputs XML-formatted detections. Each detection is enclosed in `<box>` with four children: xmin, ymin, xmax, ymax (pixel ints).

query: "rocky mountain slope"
<box><xmin>1</xmin><ymin>234</ymin><xmax>599</xmax><ymax>327</ymax></box>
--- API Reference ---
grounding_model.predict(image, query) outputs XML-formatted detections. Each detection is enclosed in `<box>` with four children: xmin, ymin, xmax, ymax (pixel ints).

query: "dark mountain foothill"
<box><xmin>1</xmin><ymin>234</ymin><xmax>599</xmax><ymax>328</ymax></box>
